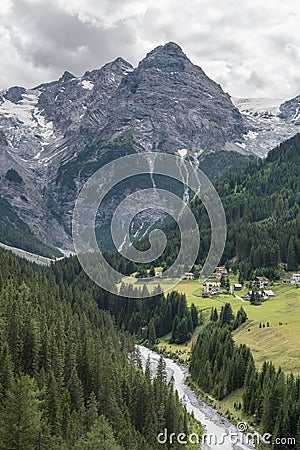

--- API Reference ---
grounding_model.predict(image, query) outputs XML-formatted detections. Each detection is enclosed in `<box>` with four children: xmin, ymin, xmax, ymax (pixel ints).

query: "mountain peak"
<box><xmin>160</xmin><ymin>41</ymin><xmax>185</xmax><ymax>54</ymax></box>
<box><xmin>138</xmin><ymin>42</ymin><xmax>188</xmax><ymax>72</ymax></box>
<box><xmin>59</xmin><ymin>71</ymin><xmax>76</xmax><ymax>83</ymax></box>
<box><xmin>145</xmin><ymin>41</ymin><xmax>187</xmax><ymax>60</ymax></box>
<box><xmin>83</xmin><ymin>57</ymin><xmax>133</xmax><ymax>79</ymax></box>
<box><xmin>106</xmin><ymin>57</ymin><xmax>133</xmax><ymax>73</ymax></box>
<box><xmin>112</xmin><ymin>56</ymin><xmax>132</xmax><ymax>67</ymax></box>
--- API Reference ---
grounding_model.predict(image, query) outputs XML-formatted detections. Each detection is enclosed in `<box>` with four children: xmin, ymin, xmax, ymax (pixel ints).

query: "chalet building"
<box><xmin>254</xmin><ymin>276</ymin><xmax>269</xmax><ymax>289</ymax></box>
<box><xmin>291</xmin><ymin>273</ymin><xmax>300</xmax><ymax>284</ymax></box>
<box><xmin>262</xmin><ymin>290</ymin><xmax>275</xmax><ymax>298</ymax></box>
<box><xmin>234</xmin><ymin>283</ymin><xmax>243</xmax><ymax>291</ymax></box>
<box><xmin>203</xmin><ymin>281</ymin><xmax>221</xmax><ymax>294</ymax></box>
<box><xmin>215</xmin><ymin>266</ymin><xmax>229</xmax><ymax>278</ymax></box>
<box><xmin>182</xmin><ymin>272</ymin><xmax>195</xmax><ymax>280</ymax></box>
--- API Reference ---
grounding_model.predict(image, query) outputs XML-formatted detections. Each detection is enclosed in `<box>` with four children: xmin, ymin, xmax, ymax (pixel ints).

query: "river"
<box><xmin>137</xmin><ymin>345</ymin><xmax>257</xmax><ymax>450</ymax></box>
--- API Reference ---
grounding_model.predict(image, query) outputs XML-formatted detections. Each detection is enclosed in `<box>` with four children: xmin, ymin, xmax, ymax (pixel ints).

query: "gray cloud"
<box><xmin>0</xmin><ymin>0</ymin><xmax>300</xmax><ymax>99</ymax></box>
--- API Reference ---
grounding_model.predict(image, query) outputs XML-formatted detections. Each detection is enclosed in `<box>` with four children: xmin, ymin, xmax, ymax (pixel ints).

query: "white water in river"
<box><xmin>138</xmin><ymin>346</ymin><xmax>256</xmax><ymax>450</ymax></box>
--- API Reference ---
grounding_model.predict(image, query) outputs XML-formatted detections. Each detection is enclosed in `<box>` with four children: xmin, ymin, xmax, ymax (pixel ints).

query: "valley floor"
<box><xmin>156</xmin><ymin>279</ymin><xmax>300</xmax><ymax>374</ymax></box>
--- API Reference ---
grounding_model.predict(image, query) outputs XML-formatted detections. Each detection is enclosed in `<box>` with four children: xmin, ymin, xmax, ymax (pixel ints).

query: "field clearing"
<box><xmin>118</xmin><ymin>276</ymin><xmax>190</xmax><ymax>294</ymax></box>
<box><xmin>172</xmin><ymin>280</ymin><xmax>300</xmax><ymax>374</ymax></box>
<box><xmin>121</xmin><ymin>274</ymin><xmax>300</xmax><ymax>373</ymax></box>
<box><xmin>156</xmin><ymin>325</ymin><xmax>204</xmax><ymax>362</ymax></box>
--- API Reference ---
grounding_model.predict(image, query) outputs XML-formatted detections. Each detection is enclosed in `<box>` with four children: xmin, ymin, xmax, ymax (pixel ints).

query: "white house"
<box><xmin>203</xmin><ymin>281</ymin><xmax>221</xmax><ymax>294</ymax></box>
<box><xmin>254</xmin><ymin>276</ymin><xmax>270</xmax><ymax>289</ymax></box>
<box><xmin>234</xmin><ymin>283</ymin><xmax>243</xmax><ymax>291</ymax></box>
<box><xmin>262</xmin><ymin>290</ymin><xmax>275</xmax><ymax>298</ymax></box>
<box><xmin>291</xmin><ymin>274</ymin><xmax>300</xmax><ymax>284</ymax></box>
<box><xmin>182</xmin><ymin>272</ymin><xmax>195</xmax><ymax>280</ymax></box>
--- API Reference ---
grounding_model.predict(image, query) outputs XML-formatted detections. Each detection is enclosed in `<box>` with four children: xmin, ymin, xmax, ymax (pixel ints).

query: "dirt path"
<box><xmin>234</xmin><ymin>294</ymin><xmax>246</xmax><ymax>302</ymax></box>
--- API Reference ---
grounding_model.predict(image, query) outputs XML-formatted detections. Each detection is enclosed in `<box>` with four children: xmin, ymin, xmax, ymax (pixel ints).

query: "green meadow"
<box><xmin>173</xmin><ymin>279</ymin><xmax>300</xmax><ymax>374</ymax></box>
<box><xmin>120</xmin><ymin>275</ymin><xmax>300</xmax><ymax>373</ymax></box>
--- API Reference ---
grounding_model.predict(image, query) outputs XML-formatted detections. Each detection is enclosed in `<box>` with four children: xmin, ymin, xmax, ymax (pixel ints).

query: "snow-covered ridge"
<box><xmin>0</xmin><ymin>91</ymin><xmax>39</xmax><ymax>127</ymax></box>
<box><xmin>232</xmin><ymin>96</ymin><xmax>300</xmax><ymax>158</ymax></box>
<box><xmin>0</xmin><ymin>90</ymin><xmax>55</xmax><ymax>140</ymax></box>
<box><xmin>232</xmin><ymin>97</ymin><xmax>285</xmax><ymax>117</ymax></box>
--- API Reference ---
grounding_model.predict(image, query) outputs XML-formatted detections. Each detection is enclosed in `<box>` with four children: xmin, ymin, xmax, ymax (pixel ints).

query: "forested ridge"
<box><xmin>0</xmin><ymin>249</ymin><xmax>197</xmax><ymax>450</ymax></box>
<box><xmin>190</xmin><ymin>304</ymin><xmax>300</xmax><ymax>449</ymax></box>
<box><xmin>156</xmin><ymin>133</ymin><xmax>300</xmax><ymax>279</ymax></box>
<box><xmin>50</xmin><ymin>255</ymin><xmax>199</xmax><ymax>346</ymax></box>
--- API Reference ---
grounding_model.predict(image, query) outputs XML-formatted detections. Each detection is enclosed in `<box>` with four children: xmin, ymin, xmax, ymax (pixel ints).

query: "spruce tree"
<box><xmin>210</xmin><ymin>307</ymin><xmax>218</xmax><ymax>322</ymax></box>
<box><xmin>287</xmin><ymin>237</ymin><xmax>298</xmax><ymax>271</ymax></box>
<box><xmin>75</xmin><ymin>416</ymin><xmax>123</xmax><ymax>450</ymax></box>
<box><xmin>190</xmin><ymin>303</ymin><xmax>198</xmax><ymax>328</ymax></box>
<box><xmin>148</xmin><ymin>320</ymin><xmax>156</xmax><ymax>346</ymax></box>
<box><xmin>0</xmin><ymin>374</ymin><xmax>42</xmax><ymax>450</ymax></box>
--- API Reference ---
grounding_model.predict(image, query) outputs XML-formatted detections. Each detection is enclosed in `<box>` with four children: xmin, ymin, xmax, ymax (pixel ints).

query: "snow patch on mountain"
<box><xmin>232</xmin><ymin>97</ymin><xmax>284</xmax><ymax>117</ymax></box>
<box><xmin>0</xmin><ymin>92</ymin><xmax>38</xmax><ymax>127</ymax></box>
<box><xmin>81</xmin><ymin>80</ymin><xmax>94</xmax><ymax>91</ymax></box>
<box><xmin>233</xmin><ymin>97</ymin><xmax>300</xmax><ymax>157</ymax></box>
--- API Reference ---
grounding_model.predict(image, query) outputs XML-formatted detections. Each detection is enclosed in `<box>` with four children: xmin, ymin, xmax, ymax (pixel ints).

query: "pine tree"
<box><xmin>287</xmin><ymin>237</ymin><xmax>298</xmax><ymax>271</ymax></box>
<box><xmin>190</xmin><ymin>303</ymin><xmax>198</xmax><ymax>328</ymax></box>
<box><xmin>175</xmin><ymin>318</ymin><xmax>189</xmax><ymax>344</ymax></box>
<box><xmin>210</xmin><ymin>307</ymin><xmax>218</xmax><ymax>322</ymax></box>
<box><xmin>0</xmin><ymin>374</ymin><xmax>42</xmax><ymax>450</ymax></box>
<box><xmin>149</xmin><ymin>267</ymin><xmax>155</xmax><ymax>277</ymax></box>
<box><xmin>220</xmin><ymin>274</ymin><xmax>226</xmax><ymax>287</ymax></box>
<box><xmin>75</xmin><ymin>416</ymin><xmax>123</xmax><ymax>450</ymax></box>
<box><xmin>86</xmin><ymin>392</ymin><xmax>98</xmax><ymax>431</ymax></box>
<box><xmin>0</xmin><ymin>340</ymin><xmax>13</xmax><ymax>398</ymax></box>
<box><xmin>219</xmin><ymin>303</ymin><xmax>234</xmax><ymax>326</ymax></box>
<box><xmin>250</xmin><ymin>290</ymin><xmax>256</xmax><ymax>305</ymax></box>
<box><xmin>148</xmin><ymin>320</ymin><xmax>156</xmax><ymax>346</ymax></box>
<box><xmin>198</xmin><ymin>310</ymin><xmax>204</xmax><ymax>325</ymax></box>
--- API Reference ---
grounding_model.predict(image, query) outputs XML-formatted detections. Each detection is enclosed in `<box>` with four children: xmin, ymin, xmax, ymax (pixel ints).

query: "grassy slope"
<box><xmin>121</xmin><ymin>275</ymin><xmax>300</xmax><ymax>373</ymax></box>
<box><xmin>154</xmin><ymin>278</ymin><xmax>300</xmax><ymax>438</ymax></box>
<box><xmin>154</xmin><ymin>278</ymin><xmax>300</xmax><ymax>374</ymax></box>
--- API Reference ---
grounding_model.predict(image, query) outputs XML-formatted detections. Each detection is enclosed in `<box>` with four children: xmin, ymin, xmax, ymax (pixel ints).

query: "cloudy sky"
<box><xmin>1</xmin><ymin>0</ymin><xmax>300</xmax><ymax>99</ymax></box>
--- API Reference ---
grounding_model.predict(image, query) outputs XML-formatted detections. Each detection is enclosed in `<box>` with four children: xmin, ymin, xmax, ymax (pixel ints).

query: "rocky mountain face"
<box><xmin>101</xmin><ymin>42</ymin><xmax>246</xmax><ymax>154</ymax></box>
<box><xmin>0</xmin><ymin>56</ymin><xmax>134</xmax><ymax>251</ymax></box>
<box><xmin>0</xmin><ymin>42</ymin><xmax>299</xmax><ymax>253</ymax></box>
<box><xmin>232</xmin><ymin>97</ymin><xmax>300</xmax><ymax>157</ymax></box>
<box><xmin>279</xmin><ymin>95</ymin><xmax>300</xmax><ymax>125</ymax></box>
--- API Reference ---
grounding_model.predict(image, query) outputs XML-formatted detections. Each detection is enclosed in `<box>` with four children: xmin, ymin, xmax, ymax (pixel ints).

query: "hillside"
<box><xmin>0</xmin><ymin>248</ymin><xmax>196</xmax><ymax>449</ymax></box>
<box><xmin>157</xmin><ymin>133</ymin><xmax>300</xmax><ymax>279</ymax></box>
<box><xmin>0</xmin><ymin>196</ymin><xmax>61</xmax><ymax>258</ymax></box>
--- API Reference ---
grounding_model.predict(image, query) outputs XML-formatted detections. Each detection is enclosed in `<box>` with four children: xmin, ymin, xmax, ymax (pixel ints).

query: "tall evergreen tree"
<box><xmin>0</xmin><ymin>375</ymin><xmax>42</xmax><ymax>450</ymax></box>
